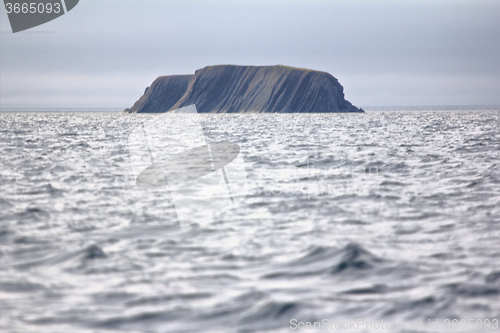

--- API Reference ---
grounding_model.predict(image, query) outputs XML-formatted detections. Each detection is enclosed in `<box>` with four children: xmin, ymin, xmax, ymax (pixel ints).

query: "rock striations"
<box><xmin>124</xmin><ymin>65</ymin><xmax>363</xmax><ymax>113</ymax></box>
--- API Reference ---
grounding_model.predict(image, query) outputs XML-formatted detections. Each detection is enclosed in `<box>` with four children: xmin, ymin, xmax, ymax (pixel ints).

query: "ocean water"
<box><xmin>1</xmin><ymin>108</ymin><xmax>499</xmax><ymax>333</ymax></box>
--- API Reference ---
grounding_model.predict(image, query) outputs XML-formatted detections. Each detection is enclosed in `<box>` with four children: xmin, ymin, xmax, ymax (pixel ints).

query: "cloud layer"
<box><xmin>1</xmin><ymin>0</ymin><xmax>499</xmax><ymax>108</ymax></box>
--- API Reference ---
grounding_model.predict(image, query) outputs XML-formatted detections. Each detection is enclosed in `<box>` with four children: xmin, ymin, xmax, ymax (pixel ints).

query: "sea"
<box><xmin>1</xmin><ymin>107</ymin><xmax>499</xmax><ymax>333</ymax></box>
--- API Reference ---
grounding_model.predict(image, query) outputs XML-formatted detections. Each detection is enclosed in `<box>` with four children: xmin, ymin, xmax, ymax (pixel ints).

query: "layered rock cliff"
<box><xmin>124</xmin><ymin>65</ymin><xmax>363</xmax><ymax>113</ymax></box>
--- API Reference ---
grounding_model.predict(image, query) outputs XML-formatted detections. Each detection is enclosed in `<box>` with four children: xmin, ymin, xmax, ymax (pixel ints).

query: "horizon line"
<box><xmin>1</xmin><ymin>105</ymin><xmax>500</xmax><ymax>111</ymax></box>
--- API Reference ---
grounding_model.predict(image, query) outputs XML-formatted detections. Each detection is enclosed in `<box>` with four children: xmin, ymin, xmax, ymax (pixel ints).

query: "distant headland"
<box><xmin>124</xmin><ymin>65</ymin><xmax>363</xmax><ymax>113</ymax></box>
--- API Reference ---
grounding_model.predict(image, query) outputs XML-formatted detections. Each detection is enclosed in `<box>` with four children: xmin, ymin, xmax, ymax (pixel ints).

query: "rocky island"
<box><xmin>124</xmin><ymin>65</ymin><xmax>363</xmax><ymax>113</ymax></box>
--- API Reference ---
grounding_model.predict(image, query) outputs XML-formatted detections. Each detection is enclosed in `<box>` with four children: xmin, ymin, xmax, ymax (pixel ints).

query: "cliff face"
<box><xmin>125</xmin><ymin>65</ymin><xmax>362</xmax><ymax>113</ymax></box>
<box><xmin>125</xmin><ymin>75</ymin><xmax>193</xmax><ymax>114</ymax></box>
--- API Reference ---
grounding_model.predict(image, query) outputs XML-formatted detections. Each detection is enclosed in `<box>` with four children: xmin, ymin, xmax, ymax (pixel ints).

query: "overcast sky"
<box><xmin>1</xmin><ymin>0</ymin><xmax>499</xmax><ymax>108</ymax></box>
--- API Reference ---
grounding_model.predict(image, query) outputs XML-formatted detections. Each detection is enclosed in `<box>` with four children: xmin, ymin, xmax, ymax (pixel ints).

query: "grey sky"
<box><xmin>1</xmin><ymin>0</ymin><xmax>499</xmax><ymax>108</ymax></box>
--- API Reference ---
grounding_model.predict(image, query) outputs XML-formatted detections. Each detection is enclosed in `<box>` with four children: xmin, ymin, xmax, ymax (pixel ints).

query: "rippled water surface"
<box><xmin>1</xmin><ymin>109</ymin><xmax>500</xmax><ymax>333</ymax></box>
